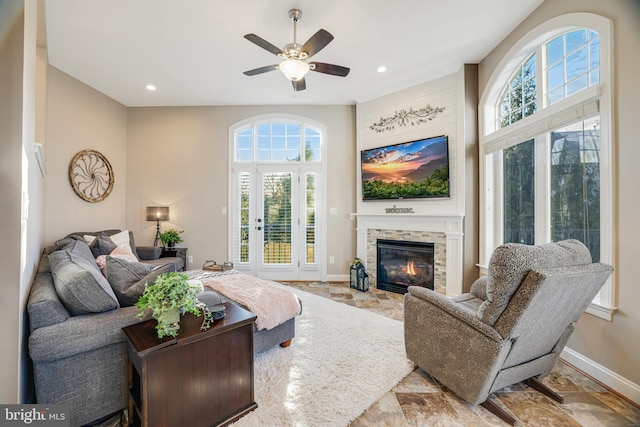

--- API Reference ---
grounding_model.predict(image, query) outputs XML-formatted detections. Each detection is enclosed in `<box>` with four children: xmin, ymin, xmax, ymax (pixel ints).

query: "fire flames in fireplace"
<box><xmin>376</xmin><ymin>239</ymin><xmax>435</xmax><ymax>294</ymax></box>
<box><xmin>406</xmin><ymin>260</ymin><xmax>416</xmax><ymax>276</ymax></box>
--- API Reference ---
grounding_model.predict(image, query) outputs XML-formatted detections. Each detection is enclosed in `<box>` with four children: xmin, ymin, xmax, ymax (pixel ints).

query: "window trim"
<box><xmin>479</xmin><ymin>13</ymin><xmax>616</xmax><ymax>320</ymax></box>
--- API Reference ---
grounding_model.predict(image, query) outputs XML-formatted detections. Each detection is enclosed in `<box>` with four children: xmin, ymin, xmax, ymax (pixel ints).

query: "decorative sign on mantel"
<box><xmin>369</xmin><ymin>104</ymin><xmax>446</xmax><ymax>133</ymax></box>
<box><xmin>385</xmin><ymin>206</ymin><xmax>415</xmax><ymax>214</ymax></box>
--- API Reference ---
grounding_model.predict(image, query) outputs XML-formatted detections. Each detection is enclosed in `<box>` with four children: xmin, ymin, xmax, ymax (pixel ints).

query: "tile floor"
<box><xmin>282</xmin><ymin>281</ymin><xmax>640</xmax><ymax>427</ymax></box>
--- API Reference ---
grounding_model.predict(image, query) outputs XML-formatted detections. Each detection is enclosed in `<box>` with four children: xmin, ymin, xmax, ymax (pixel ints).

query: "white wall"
<box><xmin>478</xmin><ymin>0</ymin><xmax>640</xmax><ymax>400</ymax></box>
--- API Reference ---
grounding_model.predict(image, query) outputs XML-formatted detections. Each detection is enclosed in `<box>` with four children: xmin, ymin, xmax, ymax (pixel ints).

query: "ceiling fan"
<box><xmin>243</xmin><ymin>9</ymin><xmax>350</xmax><ymax>91</ymax></box>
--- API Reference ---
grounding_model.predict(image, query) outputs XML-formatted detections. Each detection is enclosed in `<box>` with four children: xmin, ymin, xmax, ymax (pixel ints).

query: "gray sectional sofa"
<box><xmin>27</xmin><ymin>230</ymin><xmax>295</xmax><ymax>427</ymax></box>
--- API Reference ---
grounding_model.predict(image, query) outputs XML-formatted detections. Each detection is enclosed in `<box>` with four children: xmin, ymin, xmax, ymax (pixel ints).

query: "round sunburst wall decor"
<box><xmin>68</xmin><ymin>149</ymin><xmax>114</xmax><ymax>203</ymax></box>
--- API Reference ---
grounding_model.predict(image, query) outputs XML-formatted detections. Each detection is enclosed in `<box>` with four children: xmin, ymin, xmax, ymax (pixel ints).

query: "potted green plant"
<box><xmin>135</xmin><ymin>272</ymin><xmax>213</xmax><ymax>338</ymax></box>
<box><xmin>159</xmin><ymin>228</ymin><xmax>184</xmax><ymax>249</ymax></box>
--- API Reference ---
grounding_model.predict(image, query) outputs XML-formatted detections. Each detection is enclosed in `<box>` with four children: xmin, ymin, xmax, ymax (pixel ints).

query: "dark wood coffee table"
<box><xmin>123</xmin><ymin>301</ymin><xmax>258</xmax><ymax>427</ymax></box>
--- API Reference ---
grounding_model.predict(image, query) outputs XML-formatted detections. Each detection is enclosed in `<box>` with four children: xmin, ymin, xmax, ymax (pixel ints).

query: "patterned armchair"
<box><xmin>404</xmin><ymin>240</ymin><xmax>613</xmax><ymax>425</ymax></box>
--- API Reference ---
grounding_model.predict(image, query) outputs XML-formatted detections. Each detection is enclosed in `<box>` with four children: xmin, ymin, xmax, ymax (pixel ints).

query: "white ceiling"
<box><xmin>44</xmin><ymin>0</ymin><xmax>543</xmax><ymax>107</ymax></box>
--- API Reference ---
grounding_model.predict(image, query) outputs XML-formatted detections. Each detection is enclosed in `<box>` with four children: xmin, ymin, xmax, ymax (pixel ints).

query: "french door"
<box><xmin>232</xmin><ymin>165</ymin><xmax>320</xmax><ymax>281</ymax></box>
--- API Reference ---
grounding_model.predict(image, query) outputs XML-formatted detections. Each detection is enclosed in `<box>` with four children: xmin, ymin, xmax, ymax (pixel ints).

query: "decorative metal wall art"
<box><xmin>68</xmin><ymin>149</ymin><xmax>114</xmax><ymax>203</ymax></box>
<box><xmin>369</xmin><ymin>104</ymin><xmax>446</xmax><ymax>133</ymax></box>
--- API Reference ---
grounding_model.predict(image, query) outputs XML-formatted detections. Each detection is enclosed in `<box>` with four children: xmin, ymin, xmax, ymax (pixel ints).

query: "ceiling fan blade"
<box><xmin>243</xmin><ymin>65</ymin><xmax>278</xmax><ymax>76</ymax></box>
<box><xmin>300</xmin><ymin>29</ymin><xmax>334</xmax><ymax>58</ymax></box>
<box><xmin>292</xmin><ymin>78</ymin><xmax>307</xmax><ymax>92</ymax></box>
<box><xmin>244</xmin><ymin>34</ymin><xmax>283</xmax><ymax>56</ymax></box>
<box><xmin>310</xmin><ymin>62</ymin><xmax>350</xmax><ymax>77</ymax></box>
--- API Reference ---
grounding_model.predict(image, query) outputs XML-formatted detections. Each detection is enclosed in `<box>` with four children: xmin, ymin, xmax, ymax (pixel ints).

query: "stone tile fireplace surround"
<box><xmin>356</xmin><ymin>214</ymin><xmax>464</xmax><ymax>296</ymax></box>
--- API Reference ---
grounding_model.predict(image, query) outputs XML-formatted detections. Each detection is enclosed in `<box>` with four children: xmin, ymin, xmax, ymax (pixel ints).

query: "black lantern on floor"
<box><xmin>350</xmin><ymin>258</ymin><xmax>369</xmax><ymax>292</ymax></box>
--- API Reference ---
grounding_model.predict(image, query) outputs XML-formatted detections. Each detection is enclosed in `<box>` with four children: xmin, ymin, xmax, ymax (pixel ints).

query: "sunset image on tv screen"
<box><xmin>361</xmin><ymin>135</ymin><xmax>449</xmax><ymax>200</ymax></box>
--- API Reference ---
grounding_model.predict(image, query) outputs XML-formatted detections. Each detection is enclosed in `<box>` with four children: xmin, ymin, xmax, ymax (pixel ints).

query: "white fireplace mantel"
<box><xmin>355</xmin><ymin>213</ymin><xmax>464</xmax><ymax>296</ymax></box>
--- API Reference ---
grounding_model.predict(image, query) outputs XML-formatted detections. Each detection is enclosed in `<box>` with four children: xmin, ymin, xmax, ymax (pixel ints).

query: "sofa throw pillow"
<box><xmin>48</xmin><ymin>240</ymin><xmax>120</xmax><ymax>315</ymax></box>
<box><xmin>127</xmin><ymin>230</ymin><xmax>141</xmax><ymax>261</ymax></box>
<box><xmin>86</xmin><ymin>230</ymin><xmax>133</xmax><ymax>254</ymax></box>
<box><xmin>88</xmin><ymin>233</ymin><xmax>117</xmax><ymax>258</ymax></box>
<box><xmin>105</xmin><ymin>257</ymin><xmax>175</xmax><ymax>306</ymax></box>
<box><xmin>96</xmin><ymin>246</ymin><xmax>139</xmax><ymax>275</ymax></box>
<box><xmin>109</xmin><ymin>229</ymin><xmax>134</xmax><ymax>254</ymax></box>
<box><xmin>52</xmin><ymin>236</ymin><xmax>78</xmax><ymax>251</ymax></box>
<box><xmin>477</xmin><ymin>239</ymin><xmax>592</xmax><ymax>326</ymax></box>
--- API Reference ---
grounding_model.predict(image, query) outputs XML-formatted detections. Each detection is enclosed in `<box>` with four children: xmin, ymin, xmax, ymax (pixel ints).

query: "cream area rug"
<box><xmin>232</xmin><ymin>287</ymin><xmax>414</xmax><ymax>427</ymax></box>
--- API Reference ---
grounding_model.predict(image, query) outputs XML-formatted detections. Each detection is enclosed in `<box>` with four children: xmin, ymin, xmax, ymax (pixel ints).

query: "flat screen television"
<box><xmin>361</xmin><ymin>135</ymin><xmax>449</xmax><ymax>201</ymax></box>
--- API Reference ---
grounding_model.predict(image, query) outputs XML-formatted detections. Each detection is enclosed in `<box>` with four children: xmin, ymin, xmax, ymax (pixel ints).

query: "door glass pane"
<box><xmin>503</xmin><ymin>139</ymin><xmax>535</xmax><ymax>244</ymax></box>
<box><xmin>550</xmin><ymin>117</ymin><xmax>600</xmax><ymax>261</ymax></box>
<box><xmin>239</xmin><ymin>173</ymin><xmax>251</xmax><ymax>263</ymax></box>
<box><xmin>263</xmin><ymin>172</ymin><xmax>292</xmax><ymax>264</ymax></box>
<box><xmin>305</xmin><ymin>173</ymin><xmax>317</xmax><ymax>264</ymax></box>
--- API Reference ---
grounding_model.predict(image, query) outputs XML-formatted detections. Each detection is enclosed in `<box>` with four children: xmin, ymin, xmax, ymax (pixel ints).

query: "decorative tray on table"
<box><xmin>202</xmin><ymin>260</ymin><xmax>234</xmax><ymax>272</ymax></box>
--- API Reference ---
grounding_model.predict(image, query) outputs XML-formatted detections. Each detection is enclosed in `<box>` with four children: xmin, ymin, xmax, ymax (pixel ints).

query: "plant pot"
<box><xmin>167</xmin><ymin>241</ymin><xmax>176</xmax><ymax>249</ymax></box>
<box><xmin>157</xmin><ymin>307</ymin><xmax>180</xmax><ymax>337</ymax></box>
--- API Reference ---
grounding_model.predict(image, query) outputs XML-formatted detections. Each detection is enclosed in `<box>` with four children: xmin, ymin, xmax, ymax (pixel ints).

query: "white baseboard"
<box><xmin>561</xmin><ymin>347</ymin><xmax>640</xmax><ymax>405</ymax></box>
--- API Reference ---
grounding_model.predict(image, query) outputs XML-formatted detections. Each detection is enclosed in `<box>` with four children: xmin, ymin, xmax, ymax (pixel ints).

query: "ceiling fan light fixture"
<box><xmin>279</xmin><ymin>59</ymin><xmax>309</xmax><ymax>81</ymax></box>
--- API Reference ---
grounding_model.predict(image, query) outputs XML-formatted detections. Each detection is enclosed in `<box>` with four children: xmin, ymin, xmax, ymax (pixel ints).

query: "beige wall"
<box><xmin>462</xmin><ymin>64</ymin><xmax>479</xmax><ymax>292</ymax></box>
<box><xmin>125</xmin><ymin>105</ymin><xmax>356</xmax><ymax>276</ymax></box>
<box><xmin>0</xmin><ymin>0</ymin><xmax>44</xmax><ymax>403</ymax></box>
<box><xmin>478</xmin><ymin>0</ymin><xmax>640</xmax><ymax>391</ymax></box>
<box><xmin>0</xmin><ymin>2</ymin><xmax>26</xmax><ymax>405</ymax></box>
<box><xmin>44</xmin><ymin>66</ymin><xmax>128</xmax><ymax>243</ymax></box>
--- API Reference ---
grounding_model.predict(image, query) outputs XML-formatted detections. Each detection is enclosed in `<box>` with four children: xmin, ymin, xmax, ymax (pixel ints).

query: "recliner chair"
<box><xmin>404</xmin><ymin>239</ymin><xmax>613</xmax><ymax>425</ymax></box>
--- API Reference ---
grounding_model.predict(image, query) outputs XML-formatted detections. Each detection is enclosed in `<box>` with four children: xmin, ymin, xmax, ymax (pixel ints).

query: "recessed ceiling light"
<box><xmin>145</xmin><ymin>84</ymin><xmax>157</xmax><ymax>91</ymax></box>
<box><xmin>377</xmin><ymin>66</ymin><xmax>387</xmax><ymax>73</ymax></box>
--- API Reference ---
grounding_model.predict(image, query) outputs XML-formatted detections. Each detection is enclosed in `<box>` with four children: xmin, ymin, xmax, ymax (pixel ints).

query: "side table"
<box><xmin>123</xmin><ymin>302</ymin><xmax>258</xmax><ymax>427</ymax></box>
<box><xmin>160</xmin><ymin>247</ymin><xmax>187</xmax><ymax>271</ymax></box>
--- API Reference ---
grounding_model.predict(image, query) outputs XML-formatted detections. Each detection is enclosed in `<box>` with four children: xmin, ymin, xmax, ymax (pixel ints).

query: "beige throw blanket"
<box><xmin>203</xmin><ymin>274</ymin><xmax>301</xmax><ymax>330</ymax></box>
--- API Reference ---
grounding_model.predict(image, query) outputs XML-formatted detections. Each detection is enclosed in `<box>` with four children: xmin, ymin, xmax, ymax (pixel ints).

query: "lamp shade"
<box><xmin>279</xmin><ymin>59</ymin><xmax>310</xmax><ymax>81</ymax></box>
<box><xmin>146</xmin><ymin>206</ymin><xmax>169</xmax><ymax>222</ymax></box>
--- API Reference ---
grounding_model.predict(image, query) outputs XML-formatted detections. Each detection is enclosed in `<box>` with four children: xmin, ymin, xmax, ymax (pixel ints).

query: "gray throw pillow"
<box><xmin>105</xmin><ymin>257</ymin><xmax>175</xmax><ymax>306</ymax></box>
<box><xmin>88</xmin><ymin>233</ymin><xmax>117</xmax><ymax>258</ymax></box>
<box><xmin>127</xmin><ymin>230</ymin><xmax>141</xmax><ymax>261</ymax></box>
<box><xmin>48</xmin><ymin>240</ymin><xmax>120</xmax><ymax>315</ymax></box>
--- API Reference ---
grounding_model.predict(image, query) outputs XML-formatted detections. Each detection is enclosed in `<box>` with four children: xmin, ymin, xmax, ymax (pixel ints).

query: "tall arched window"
<box><xmin>479</xmin><ymin>13</ymin><xmax>615</xmax><ymax>319</ymax></box>
<box><xmin>228</xmin><ymin>115</ymin><xmax>326</xmax><ymax>282</ymax></box>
